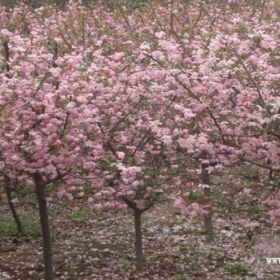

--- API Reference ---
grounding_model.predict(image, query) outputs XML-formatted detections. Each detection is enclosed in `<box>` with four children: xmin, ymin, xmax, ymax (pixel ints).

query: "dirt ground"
<box><xmin>1</xmin><ymin>173</ymin><xmax>280</xmax><ymax>280</ymax></box>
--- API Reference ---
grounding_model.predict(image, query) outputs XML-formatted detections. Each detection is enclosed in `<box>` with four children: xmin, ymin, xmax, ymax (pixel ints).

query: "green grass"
<box><xmin>224</xmin><ymin>263</ymin><xmax>247</xmax><ymax>275</ymax></box>
<box><xmin>21</xmin><ymin>195</ymin><xmax>37</xmax><ymax>207</ymax></box>
<box><xmin>211</xmin><ymin>192</ymin><xmax>225</xmax><ymax>202</ymax></box>
<box><xmin>119</xmin><ymin>259</ymin><xmax>131</xmax><ymax>271</ymax></box>
<box><xmin>67</xmin><ymin>262</ymin><xmax>77</xmax><ymax>277</ymax></box>
<box><xmin>187</xmin><ymin>191</ymin><xmax>202</xmax><ymax>203</ymax></box>
<box><xmin>244</xmin><ymin>165</ymin><xmax>260</xmax><ymax>180</ymax></box>
<box><xmin>70</xmin><ymin>209</ymin><xmax>90</xmax><ymax>222</ymax></box>
<box><xmin>0</xmin><ymin>213</ymin><xmax>40</xmax><ymax>237</ymax></box>
<box><xmin>177</xmin><ymin>272</ymin><xmax>188</xmax><ymax>280</ymax></box>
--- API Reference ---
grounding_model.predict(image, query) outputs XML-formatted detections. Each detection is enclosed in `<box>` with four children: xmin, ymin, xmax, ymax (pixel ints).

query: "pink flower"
<box><xmin>11</xmin><ymin>197</ymin><xmax>19</xmax><ymax>205</ymax></box>
<box><xmin>239</xmin><ymin>219</ymin><xmax>260</xmax><ymax>229</ymax></box>
<box><xmin>116</xmin><ymin>151</ymin><xmax>125</xmax><ymax>160</ymax></box>
<box><xmin>73</xmin><ymin>206</ymin><xmax>80</xmax><ymax>212</ymax></box>
<box><xmin>155</xmin><ymin>31</ymin><xmax>165</xmax><ymax>39</ymax></box>
<box><xmin>77</xmin><ymin>191</ymin><xmax>85</xmax><ymax>198</ymax></box>
<box><xmin>139</xmin><ymin>42</ymin><xmax>150</xmax><ymax>51</ymax></box>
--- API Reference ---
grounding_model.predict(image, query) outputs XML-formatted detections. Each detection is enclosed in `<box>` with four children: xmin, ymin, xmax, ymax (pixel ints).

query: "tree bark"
<box><xmin>122</xmin><ymin>197</ymin><xmax>147</xmax><ymax>271</ymax></box>
<box><xmin>133</xmin><ymin>208</ymin><xmax>145</xmax><ymax>271</ymax></box>
<box><xmin>34</xmin><ymin>173</ymin><xmax>54</xmax><ymax>280</ymax></box>
<box><xmin>4</xmin><ymin>175</ymin><xmax>23</xmax><ymax>235</ymax></box>
<box><xmin>201</xmin><ymin>164</ymin><xmax>214</xmax><ymax>243</ymax></box>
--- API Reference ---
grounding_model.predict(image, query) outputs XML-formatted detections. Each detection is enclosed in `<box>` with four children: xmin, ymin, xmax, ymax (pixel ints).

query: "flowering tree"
<box><xmin>122</xmin><ymin>0</ymin><xmax>280</xmax><ymax>241</ymax></box>
<box><xmin>75</xmin><ymin>39</ymin><xmax>178</xmax><ymax>270</ymax></box>
<box><xmin>0</xmin><ymin>8</ymin><xmax>102</xmax><ymax>277</ymax></box>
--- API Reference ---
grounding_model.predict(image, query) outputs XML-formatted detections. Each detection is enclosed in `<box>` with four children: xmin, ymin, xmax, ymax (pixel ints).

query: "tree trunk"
<box><xmin>201</xmin><ymin>164</ymin><xmax>214</xmax><ymax>243</ymax></box>
<box><xmin>4</xmin><ymin>176</ymin><xmax>23</xmax><ymax>235</ymax></box>
<box><xmin>34</xmin><ymin>173</ymin><xmax>54</xmax><ymax>280</ymax></box>
<box><xmin>133</xmin><ymin>208</ymin><xmax>144</xmax><ymax>271</ymax></box>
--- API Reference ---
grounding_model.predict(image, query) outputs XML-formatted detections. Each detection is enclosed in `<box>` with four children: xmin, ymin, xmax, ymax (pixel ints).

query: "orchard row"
<box><xmin>0</xmin><ymin>1</ymin><xmax>279</xmax><ymax>279</ymax></box>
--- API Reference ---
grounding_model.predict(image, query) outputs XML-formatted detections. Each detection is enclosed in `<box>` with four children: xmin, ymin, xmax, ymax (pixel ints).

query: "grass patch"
<box><xmin>224</xmin><ymin>263</ymin><xmax>247</xmax><ymax>275</ymax></box>
<box><xmin>67</xmin><ymin>262</ymin><xmax>77</xmax><ymax>277</ymax></box>
<box><xmin>0</xmin><ymin>213</ymin><xmax>40</xmax><ymax>237</ymax></box>
<box><xmin>70</xmin><ymin>209</ymin><xmax>90</xmax><ymax>222</ymax></box>
<box><xmin>119</xmin><ymin>259</ymin><xmax>131</xmax><ymax>271</ymax></box>
<box><xmin>243</xmin><ymin>165</ymin><xmax>260</xmax><ymax>180</ymax></box>
<box><xmin>177</xmin><ymin>272</ymin><xmax>188</xmax><ymax>280</ymax></box>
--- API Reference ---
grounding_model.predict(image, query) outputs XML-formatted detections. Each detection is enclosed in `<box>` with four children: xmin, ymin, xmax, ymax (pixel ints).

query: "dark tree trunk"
<box><xmin>34</xmin><ymin>173</ymin><xmax>54</xmax><ymax>280</ymax></box>
<box><xmin>122</xmin><ymin>196</ymin><xmax>150</xmax><ymax>271</ymax></box>
<box><xmin>4</xmin><ymin>175</ymin><xmax>23</xmax><ymax>235</ymax></box>
<box><xmin>133</xmin><ymin>208</ymin><xmax>145</xmax><ymax>270</ymax></box>
<box><xmin>201</xmin><ymin>164</ymin><xmax>214</xmax><ymax>243</ymax></box>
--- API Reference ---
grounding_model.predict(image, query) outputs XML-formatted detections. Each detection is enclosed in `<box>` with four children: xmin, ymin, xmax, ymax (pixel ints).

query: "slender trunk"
<box><xmin>4</xmin><ymin>176</ymin><xmax>23</xmax><ymax>235</ymax></box>
<box><xmin>203</xmin><ymin>186</ymin><xmax>213</xmax><ymax>242</ymax></box>
<box><xmin>106</xmin><ymin>0</ymin><xmax>114</xmax><ymax>11</ymax></box>
<box><xmin>133</xmin><ymin>208</ymin><xmax>144</xmax><ymax>271</ymax></box>
<box><xmin>201</xmin><ymin>164</ymin><xmax>214</xmax><ymax>243</ymax></box>
<box><xmin>34</xmin><ymin>173</ymin><xmax>54</xmax><ymax>280</ymax></box>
